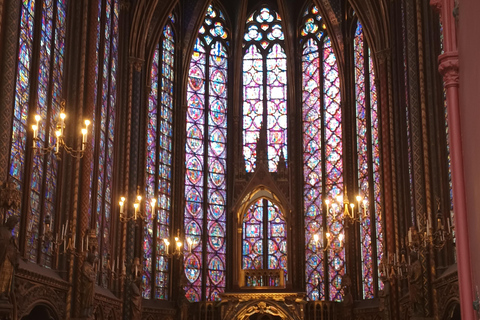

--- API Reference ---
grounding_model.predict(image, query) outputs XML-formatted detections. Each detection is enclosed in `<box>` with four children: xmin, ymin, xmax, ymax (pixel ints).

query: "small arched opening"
<box><xmin>21</xmin><ymin>304</ymin><xmax>57</xmax><ymax>320</ymax></box>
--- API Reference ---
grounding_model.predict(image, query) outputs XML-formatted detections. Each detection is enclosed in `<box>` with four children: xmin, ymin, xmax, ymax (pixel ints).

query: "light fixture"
<box><xmin>407</xmin><ymin>207</ymin><xmax>453</xmax><ymax>252</ymax></box>
<box><xmin>32</xmin><ymin>100</ymin><xmax>90</xmax><ymax>160</ymax></box>
<box><xmin>311</xmin><ymin>189</ymin><xmax>368</xmax><ymax>253</ymax></box>
<box><xmin>164</xmin><ymin>229</ymin><xmax>191</xmax><ymax>259</ymax></box>
<box><xmin>118</xmin><ymin>187</ymin><xmax>155</xmax><ymax>223</ymax></box>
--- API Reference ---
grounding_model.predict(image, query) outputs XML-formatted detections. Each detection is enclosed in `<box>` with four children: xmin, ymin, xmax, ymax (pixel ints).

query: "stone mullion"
<box><xmin>392</xmin><ymin>0</ymin><xmax>410</xmax><ymax>309</ymax></box>
<box><xmin>0</xmin><ymin>0</ymin><xmax>20</xmax><ymax>186</ymax></box>
<box><xmin>415</xmin><ymin>0</ymin><xmax>434</xmax><ymax>316</ymax></box>
<box><xmin>386</xmin><ymin>50</ymin><xmax>400</xmax><ymax>320</ymax></box>
<box><xmin>72</xmin><ymin>0</ymin><xmax>98</xmax><ymax>317</ymax></box>
<box><xmin>117</xmin><ymin>0</ymin><xmax>131</xmax><ymax>303</ymax></box>
<box><xmin>342</xmin><ymin>29</ymin><xmax>357</xmax><ymax>300</ymax></box>
<box><xmin>0</xmin><ymin>0</ymin><xmax>4</xmax><ymax>52</ymax></box>
<box><xmin>376</xmin><ymin>49</ymin><xmax>389</xmax><ymax>295</ymax></box>
<box><xmin>405</xmin><ymin>0</ymin><xmax>428</xmax><ymax>317</ymax></box>
<box><xmin>123</xmin><ymin>59</ymin><xmax>143</xmax><ymax>320</ymax></box>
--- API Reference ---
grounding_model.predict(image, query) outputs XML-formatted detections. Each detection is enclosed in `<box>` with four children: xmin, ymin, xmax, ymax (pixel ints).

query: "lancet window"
<box><xmin>143</xmin><ymin>14</ymin><xmax>175</xmax><ymax>300</ymax></box>
<box><xmin>8</xmin><ymin>0</ymin><xmax>67</xmax><ymax>267</ymax></box>
<box><xmin>89</xmin><ymin>0</ymin><xmax>119</xmax><ymax>288</ymax></box>
<box><xmin>301</xmin><ymin>5</ymin><xmax>344</xmax><ymax>301</ymax></box>
<box><xmin>184</xmin><ymin>4</ymin><xmax>229</xmax><ymax>302</ymax></box>
<box><xmin>354</xmin><ymin>20</ymin><xmax>383</xmax><ymax>298</ymax></box>
<box><xmin>242</xmin><ymin>199</ymin><xmax>287</xmax><ymax>280</ymax></box>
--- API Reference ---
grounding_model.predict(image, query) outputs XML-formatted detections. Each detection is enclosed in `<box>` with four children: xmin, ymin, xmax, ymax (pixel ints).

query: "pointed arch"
<box><xmin>143</xmin><ymin>13</ymin><xmax>176</xmax><ymax>300</ymax></box>
<box><xmin>353</xmin><ymin>17</ymin><xmax>384</xmax><ymax>297</ymax></box>
<box><xmin>184</xmin><ymin>3</ymin><xmax>229</xmax><ymax>302</ymax></box>
<box><xmin>301</xmin><ymin>3</ymin><xmax>344</xmax><ymax>301</ymax></box>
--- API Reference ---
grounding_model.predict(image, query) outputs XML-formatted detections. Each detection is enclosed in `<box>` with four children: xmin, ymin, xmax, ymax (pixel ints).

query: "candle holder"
<box><xmin>32</xmin><ymin>100</ymin><xmax>90</xmax><ymax>160</ymax></box>
<box><xmin>312</xmin><ymin>231</ymin><xmax>344</xmax><ymax>253</ymax></box>
<box><xmin>118</xmin><ymin>187</ymin><xmax>155</xmax><ymax>223</ymax></box>
<box><xmin>164</xmin><ymin>229</ymin><xmax>191</xmax><ymax>259</ymax></box>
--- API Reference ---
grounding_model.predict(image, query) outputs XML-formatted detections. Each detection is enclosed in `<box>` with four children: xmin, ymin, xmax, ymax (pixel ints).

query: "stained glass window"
<box><xmin>301</xmin><ymin>5</ymin><xmax>344</xmax><ymax>301</ymax></box>
<box><xmin>184</xmin><ymin>4</ymin><xmax>228</xmax><ymax>302</ymax></box>
<box><xmin>243</xmin><ymin>7</ymin><xmax>287</xmax><ymax>173</ymax></box>
<box><xmin>354</xmin><ymin>21</ymin><xmax>383</xmax><ymax>298</ymax></box>
<box><xmin>242</xmin><ymin>199</ymin><xmax>287</xmax><ymax>278</ymax></box>
<box><xmin>9</xmin><ymin>0</ymin><xmax>67</xmax><ymax>267</ymax></box>
<box><xmin>90</xmin><ymin>0</ymin><xmax>119</xmax><ymax>288</ymax></box>
<box><xmin>143</xmin><ymin>15</ymin><xmax>175</xmax><ymax>300</ymax></box>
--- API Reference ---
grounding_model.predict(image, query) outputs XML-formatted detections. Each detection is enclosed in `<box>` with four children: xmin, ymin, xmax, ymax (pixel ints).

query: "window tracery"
<box><xmin>143</xmin><ymin>14</ymin><xmax>175</xmax><ymax>300</ymax></box>
<box><xmin>184</xmin><ymin>4</ymin><xmax>228</xmax><ymax>302</ymax></box>
<box><xmin>243</xmin><ymin>7</ymin><xmax>287</xmax><ymax>173</ymax></box>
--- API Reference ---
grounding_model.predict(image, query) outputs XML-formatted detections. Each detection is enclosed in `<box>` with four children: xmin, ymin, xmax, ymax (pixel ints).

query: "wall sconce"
<box><xmin>164</xmin><ymin>229</ymin><xmax>190</xmax><ymax>259</ymax></box>
<box><xmin>119</xmin><ymin>187</ymin><xmax>156</xmax><ymax>223</ymax></box>
<box><xmin>312</xmin><ymin>230</ymin><xmax>344</xmax><ymax>253</ymax></box>
<box><xmin>32</xmin><ymin>100</ymin><xmax>90</xmax><ymax>160</ymax></box>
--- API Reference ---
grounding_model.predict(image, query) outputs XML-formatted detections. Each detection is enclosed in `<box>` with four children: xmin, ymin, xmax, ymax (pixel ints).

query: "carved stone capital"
<box><xmin>128</xmin><ymin>57</ymin><xmax>144</xmax><ymax>72</ymax></box>
<box><xmin>120</xmin><ymin>0</ymin><xmax>131</xmax><ymax>11</ymax></box>
<box><xmin>438</xmin><ymin>52</ymin><xmax>459</xmax><ymax>89</ymax></box>
<box><xmin>430</xmin><ymin>0</ymin><xmax>442</xmax><ymax>13</ymax></box>
<box><xmin>376</xmin><ymin>48</ymin><xmax>391</xmax><ymax>65</ymax></box>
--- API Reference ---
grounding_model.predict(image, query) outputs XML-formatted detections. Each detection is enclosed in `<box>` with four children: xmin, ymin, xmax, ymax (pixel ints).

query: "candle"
<box><xmin>325</xmin><ymin>200</ymin><xmax>330</xmax><ymax>216</ymax></box>
<box><xmin>408</xmin><ymin>229</ymin><xmax>412</xmax><ymax>243</ymax></box>
<box><xmin>81</xmin><ymin>128</ymin><xmax>87</xmax><ymax>150</ymax></box>
<box><xmin>86</xmin><ymin>235</ymin><xmax>89</xmax><ymax>251</ymax></box>
<box><xmin>55</xmin><ymin>130</ymin><xmax>61</xmax><ymax>153</ymax></box>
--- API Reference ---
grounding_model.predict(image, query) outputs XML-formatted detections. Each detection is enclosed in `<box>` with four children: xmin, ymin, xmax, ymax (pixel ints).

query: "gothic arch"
<box><xmin>348</xmin><ymin>0</ymin><xmax>390</xmax><ymax>53</ymax></box>
<box><xmin>129</xmin><ymin>0</ymin><xmax>178</xmax><ymax>61</ymax></box>
<box><xmin>234</xmin><ymin>185</ymin><xmax>292</xmax><ymax>226</ymax></box>
<box><xmin>17</xmin><ymin>286</ymin><xmax>65</xmax><ymax>320</ymax></box>
<box><xmin>232</xmin><ymin>300</ymin><xmax>298</xmax><ymax>320</ymax></box>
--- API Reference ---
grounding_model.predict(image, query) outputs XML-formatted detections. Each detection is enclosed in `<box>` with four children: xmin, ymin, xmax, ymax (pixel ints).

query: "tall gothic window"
<box><xmin>184</xmin><ymin>4</ymin><xmax>228</xmax><ymax>302</ymax></box>
<box><xmin>243</xmin><ymin>7</ymin><xmax>287</xmax><ymax>173</ymax></box>
<box><xmin>8</xmin><ymin>0</ymin><xmax>67</xmax><ymax>267</ymax></box>
<box><xmin>301</xmin><ymin>5</ymin><xmax>344</xmax><ymax>301</ymax></box>
<box><xmin>354</xmin><ymin>20</ymin><xmax>383</xmax><ymax>297</ymax></box>
<box><xmin>242</xmin><ymin>199</ymin><xmax>287</xmax><ymax>279</ymax></box>
<box><xmin>143</xmin><ymin>14</ymin><xmax>175</xmax><ymax>300</ymax></box>
<box><xmin>89</xmin><ymin>0</ymin><xmax>119</xmax><ymax>287</ymax></box>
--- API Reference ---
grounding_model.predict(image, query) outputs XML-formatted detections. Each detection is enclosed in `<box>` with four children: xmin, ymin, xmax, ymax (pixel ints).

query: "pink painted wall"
<box><xmin>459</xmin><ymin>0</ymin><xmax>480</xmax><ymax>316</ymax></box>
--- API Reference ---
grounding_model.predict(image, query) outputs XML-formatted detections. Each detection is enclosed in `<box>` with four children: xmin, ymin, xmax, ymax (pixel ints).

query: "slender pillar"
<box><xmin>431</xmin><ymin>0</ymin><xmax>476</xmax><ymax>318</ymax></box>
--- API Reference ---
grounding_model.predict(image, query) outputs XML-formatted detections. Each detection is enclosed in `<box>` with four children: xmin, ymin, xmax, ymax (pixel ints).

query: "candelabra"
<box><xmin>407</xmin><ymin>210</ymin><xmax>453</xmax><ymax>252</ymax></box>
<box><xmin>324</xmin><ymin>188</ymin><xmax>368</xmax><ymax>225</ymax></box>
<box><xmin>164</xmin><ymin>229</ymin><xmax>192</xmax><ymax>259</ymax></box>
<box><xmin>311</xmin><ymin>190</ymin><xmax>368</xmax><ymax>253</ymax></box>
<box><xmin>118</xmin><ymin>187</ymin><xmax>156</xmax><ymax>223</ymax></box>
<box><xmin>312</xmin><ymin>231</ymin><xmax>344</xmax><ymax>253</ymax></box>
<box><xmin>380</xmin><ymin>252</ymin><xmax>410</xmax><ymax>281</ymax></box>
<box><xmin>32</xmin><ymin>100</ymin><xmax>90</xmax><ymax>160</ymax></box>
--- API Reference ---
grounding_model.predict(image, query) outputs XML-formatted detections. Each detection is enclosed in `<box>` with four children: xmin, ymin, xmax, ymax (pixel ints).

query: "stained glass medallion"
<box><xmin>185</xmin><ymin>4</ymin><xmax>228</xmax><ymax>302</ymax></box>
